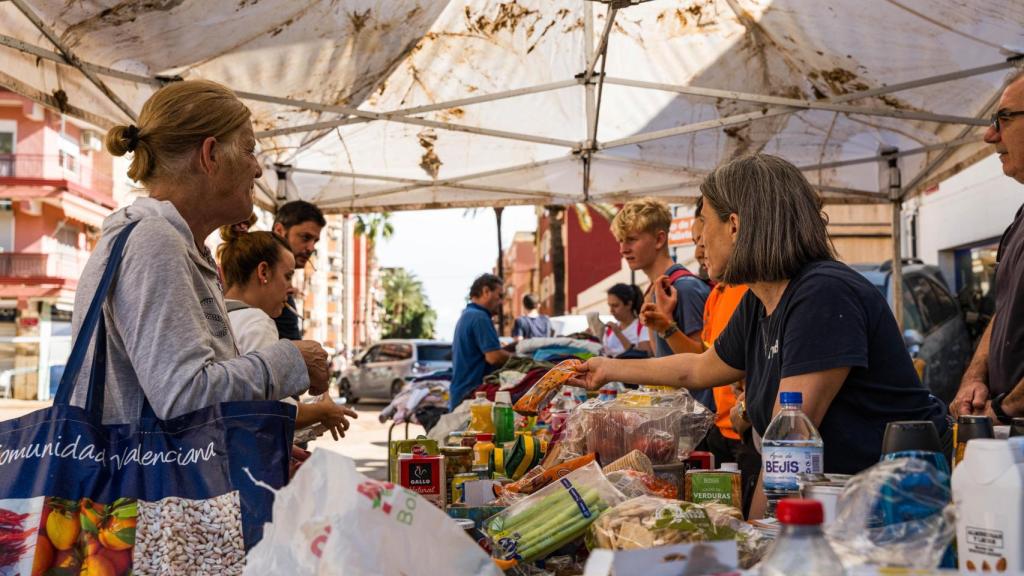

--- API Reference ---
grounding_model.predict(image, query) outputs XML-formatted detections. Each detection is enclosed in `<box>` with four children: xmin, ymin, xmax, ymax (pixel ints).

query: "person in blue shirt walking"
<box><xmin>512</xmin><ymin>294</ymin><xmax>552</xmax><ymax>342</ymax></box>
<box><xmin>450</xmin><ymin>274</ymin><xmax>512</xmax><ymax>410</ymax></box>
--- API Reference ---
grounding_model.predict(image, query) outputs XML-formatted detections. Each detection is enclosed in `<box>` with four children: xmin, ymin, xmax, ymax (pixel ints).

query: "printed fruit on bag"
<box><xmin>99</xmin><ymin>547</ymin><xmax>132</xmax><ymax>575</ymax></box>
<box><xmin>31</xmin><ymin>534</ymin><xmax>53</xmax><ymax>576</ymax></box>
<box><xmin>79</xmin><ymin>498</ymin><xmax>105</xmax><ymax>534</ymax></box>
<box><xmin>98</xmin><ymin>516</ymin><xmax>135</xmax><ymax>551</ymax></box>
<box><xmin>97</xmin><ymin>499</ymin><xmax>136</xmax><ymax>551</ymax></box>
<box><xmin>53</xmin><ymin>548</ymin><xmax>81</xmax><ymax>570</ymax></box>
<box><xmin>80</xmin><ymin>553</ymin><xmax>116</xmax><ymax>576</ymax></box>
<box><xmin>45</xmin><ymin>499</ymin><xmax>81</xmax><ymax>551</ymax></box>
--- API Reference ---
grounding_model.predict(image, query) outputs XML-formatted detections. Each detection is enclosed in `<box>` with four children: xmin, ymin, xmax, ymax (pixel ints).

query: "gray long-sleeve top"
<box><xmin>70</xmin><ymin>197</ymin><xmax>310</xmax><ymax>424</ymax></box>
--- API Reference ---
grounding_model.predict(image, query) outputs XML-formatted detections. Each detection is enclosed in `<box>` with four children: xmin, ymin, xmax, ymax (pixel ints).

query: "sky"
<box><xmin>375</xmin><ymin>206</ymin><xmax>538</xmax><ymax>340</ymax></box>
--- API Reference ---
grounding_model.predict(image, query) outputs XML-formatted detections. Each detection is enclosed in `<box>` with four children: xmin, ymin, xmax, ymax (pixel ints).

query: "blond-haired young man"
<box><xmin>610</xmin><ymin>197</ymin><xmax>713</xmax><ymax>410</ymax></box>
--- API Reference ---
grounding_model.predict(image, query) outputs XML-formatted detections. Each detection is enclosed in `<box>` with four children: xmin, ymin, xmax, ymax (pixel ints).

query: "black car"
<box><xmin>853</xmin><ymin>261</ymin><xmax>972</xmax><ymax>404</ymax></box>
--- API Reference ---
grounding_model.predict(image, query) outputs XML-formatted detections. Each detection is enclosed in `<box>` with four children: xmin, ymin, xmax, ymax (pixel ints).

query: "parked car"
<box><xmin>853</xmin><ymin>260</ymin><xmax>972</xmax><ymax>404</ymax></box>
<box><xmin>337</xmin><ymin>339</ymin><xmax>452</xmax><ymax>404</ymax></box>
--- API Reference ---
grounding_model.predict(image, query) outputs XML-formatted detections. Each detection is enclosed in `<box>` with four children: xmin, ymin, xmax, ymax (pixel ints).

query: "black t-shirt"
<box><xmin>273</xmin><ymin>294</ymin><xmax>302</xmax><ymax>340</ymax></box>
<box><xmin>715</xmin><ymin>260</ymin><xmax>947</xmax><ymax>475</ymax></box>
<box><xmin>990</xmin><ymin>205</ymin><xmax>1024</xmax><ymax>396</ymax></box>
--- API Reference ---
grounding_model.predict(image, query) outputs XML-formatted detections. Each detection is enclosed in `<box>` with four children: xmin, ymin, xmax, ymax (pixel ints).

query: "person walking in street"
<box><xmin>271</xmin><ymin>200</ymin><xmax>327</xmax><ymax>340</ymax></box>
<box><xmin>951</xmin><ymin>72</ymin><xmax>1024</xmax><ymax>423</ymax></box>
<box><xmin>73</xmin><ymin>80</ymin><xmax>328</xmax><ymax>424</ymax></box>
<box><xmin>610</xmin><ymin>197</ymin><xmax>713</xmax><ymax>410</ymax></box>
<box><xmin>512</xmin><ymin>294</ymin><xmax>552</xmax><ymax>342</ymax></box>
<box><xmin>450</xmin><ymin>274</ymin><xmax>512</xmax><ymax>410</ymax></box>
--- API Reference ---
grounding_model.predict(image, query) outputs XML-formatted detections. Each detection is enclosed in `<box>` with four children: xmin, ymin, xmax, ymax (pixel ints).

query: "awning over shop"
<box><xmin>0</xmin><ymin>0</ymin><xmax>1020</xmax><ymax>213</ymax></box>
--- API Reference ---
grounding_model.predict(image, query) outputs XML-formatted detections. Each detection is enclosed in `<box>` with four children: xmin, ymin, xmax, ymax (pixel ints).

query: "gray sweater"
<box><xmin>70</xmin><ymin>197</ymin><xmax>310</xmax><ymax>424</ymax></box>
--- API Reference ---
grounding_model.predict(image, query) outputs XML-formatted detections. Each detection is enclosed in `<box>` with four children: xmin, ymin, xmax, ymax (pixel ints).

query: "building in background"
<box><xmin>297</xmin><ymin>214</ymin><xmax>381</xmax><ymax>358</ymax></box>
<box><xmin>500</xmin><ymin>231</ymin><xmax>538</xmax><ymax>326</ymax></box>
<box><xmin>537</xmin><ymin>205</ymin><xmax>622</xmax><ymax>318</ymax></box>
<box><xmin>0</xmin><ymin>90</ymin><xmax>115</xmax><ymax>399</ymax></box>
<box><xmin>908</xmin><ymin>154</ymin><xmax>1020</xmax><ymax>309</ymax></box>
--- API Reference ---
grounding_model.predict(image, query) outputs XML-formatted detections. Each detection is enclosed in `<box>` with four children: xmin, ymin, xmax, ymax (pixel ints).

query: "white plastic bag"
<box><xmin>243</xmin><ymin>450</ymin><xmax>501</xmax><ymax>576</ymax></box>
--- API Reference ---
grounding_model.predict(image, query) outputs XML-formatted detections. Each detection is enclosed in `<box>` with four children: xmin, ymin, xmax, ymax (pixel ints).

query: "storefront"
<box><xmin>912</xmin><ymin>155</ymin><xmax>1022</xmax><ymax>337</ymax></box>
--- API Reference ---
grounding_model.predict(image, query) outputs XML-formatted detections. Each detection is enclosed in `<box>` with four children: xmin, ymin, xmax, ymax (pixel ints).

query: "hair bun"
<box><xmin>104</xmin><ymin>125</ymin><xmax>137</xmax><ymax>157</ymax></box>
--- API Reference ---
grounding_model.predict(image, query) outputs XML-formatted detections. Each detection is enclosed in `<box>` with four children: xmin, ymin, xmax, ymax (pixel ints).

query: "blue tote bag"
<box><xmin>0</xmin><ymin>222</ymin><xmax>295</xmax><ymax>575</ymax></box>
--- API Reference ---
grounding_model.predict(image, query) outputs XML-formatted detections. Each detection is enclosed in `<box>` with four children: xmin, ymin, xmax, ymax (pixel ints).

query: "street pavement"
<box><xmin>0</xmin><ymin>397</ymin><xmax>422</xmax><ymax>481</ymax></box>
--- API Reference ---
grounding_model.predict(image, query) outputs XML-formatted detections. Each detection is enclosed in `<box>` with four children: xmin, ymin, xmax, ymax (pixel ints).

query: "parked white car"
<box><xmin>337</xmin><ymin>339</ymin><xmax>452</xmax><ymax>403</ymax></box>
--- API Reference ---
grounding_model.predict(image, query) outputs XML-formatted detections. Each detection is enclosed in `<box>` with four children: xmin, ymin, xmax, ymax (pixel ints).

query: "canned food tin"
<box><xmin>451</xmin><ymin>472</ymin><xmax>478</xmax><ymax>506</ymax></box>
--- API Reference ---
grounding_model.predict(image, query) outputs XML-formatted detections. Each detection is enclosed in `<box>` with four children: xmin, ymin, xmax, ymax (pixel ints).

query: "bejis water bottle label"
<box><xmin>763</xmin><ymin>446</ymin><xmax>823</xmax><ymax>489</ymax></box>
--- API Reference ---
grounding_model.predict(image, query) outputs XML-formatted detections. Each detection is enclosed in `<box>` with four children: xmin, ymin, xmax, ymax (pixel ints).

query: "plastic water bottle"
<box><xmin>759</xmin><ymin>499</ymin><xmax>845</xmax><ymax>575</ymax></box>
<box><xmin>762</xmin><ymin>392</ymin><xmax>824</xmax><ymax>518</ymax></box>
<box><xmin>493</xmin><ymin>391</ymin><xmax>515</xmax><ymax>444</ymax></box>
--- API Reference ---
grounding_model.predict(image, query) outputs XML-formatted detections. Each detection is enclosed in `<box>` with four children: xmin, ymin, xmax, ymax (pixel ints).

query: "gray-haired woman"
<box><xmin>72</xmin><ymin>80</ymin><xmax>328</xmax><ymax>424</ymax></box>
<box><xmin>570</xmin><ymin>153</ymin><xmax>946</xmax><ymax>517</ymax></box>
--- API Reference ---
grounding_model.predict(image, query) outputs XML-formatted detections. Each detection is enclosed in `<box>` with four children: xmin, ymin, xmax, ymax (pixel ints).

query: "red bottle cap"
<box><xmin>776</xmin><ymin>499</ymin><xmax>824</xmax><ymax>526</ymax></box>
<box><xmin>476</xmin><ymin>433</ymin><xmax>494</xmax><ymax>441</ymax></box>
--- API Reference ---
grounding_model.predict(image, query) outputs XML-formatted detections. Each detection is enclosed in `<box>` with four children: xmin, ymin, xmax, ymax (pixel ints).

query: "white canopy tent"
<box><xmin>0</xmin><ymin>0</ymin><xmax>1022</xmax><ymax>320</ymax></box>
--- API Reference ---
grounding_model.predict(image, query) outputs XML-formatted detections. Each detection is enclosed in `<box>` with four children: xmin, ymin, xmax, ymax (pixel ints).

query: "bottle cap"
<box><xmin>475</xmin><ymin>433</ymin><xmax>494</xmax><ymax>442</ymax></box>
<box><xmin>563</xmin><ymin>390</ymin><xmax>572</xmax><ymax>396</ymax></box>
<box><xmin>776</xmin><ymin>499</ymin><xmax>823</xmax><ymax>526</ymax></box>
<box><xmin>495</xmin><ymin>391</ymin><xmax>512</xmax><ymax>405</ymax></box>
<box><xmin>720</xmin><ymin>462</ymin><xmax>739</xmax><ymax>472</ymax></box>
<box><xmin>779</xmin><ymin>391</ymin><xmax>803</xmax><ymax>405</ymax></box>
<box><xmin>475</xmin><ymin>391</ymin><xmax>487</xmax><ymax>399</ymax></box>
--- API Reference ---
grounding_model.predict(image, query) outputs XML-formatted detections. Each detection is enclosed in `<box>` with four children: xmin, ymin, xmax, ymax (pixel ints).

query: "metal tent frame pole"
<box><xmin>9</xmin><ymin>0</ymin><xmax>137</xmax><ymax>122</ymax></box>
<box><xmin>883</xmin><ymin>148</ymin><xmax>904</xmax><ymax>332</ymax></box>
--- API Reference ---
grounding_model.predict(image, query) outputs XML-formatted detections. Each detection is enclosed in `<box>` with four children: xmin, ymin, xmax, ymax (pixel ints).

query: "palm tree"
<box><xmin>546</xmin><ymin>203</ymin><xmax>617</xmax><ymax>315</ymax></box>
<box><xmin>353</xmin><ymin>213</ymin><xmax>395</xmax><ymax>343</ymax></box>
<box><xmin>353</xmin><ymin>213</ymin><xmax>395</xmax><ymax>246</ymax></box>
<box><xmin>381</xmin><ymin>268</ymin><xmax>435</xmax><ymax>339</ymax></box>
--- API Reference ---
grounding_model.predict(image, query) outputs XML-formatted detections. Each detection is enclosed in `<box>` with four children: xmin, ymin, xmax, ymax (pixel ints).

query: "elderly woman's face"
<box><xmin>217</xmin><ymin>123</ymin><xmax>262</xmax><ymax>223</ymax></box>
<box><xmin>700</xmin><ymin>196</ymin><xmax>737</xmax><ymax>283</ymax></box>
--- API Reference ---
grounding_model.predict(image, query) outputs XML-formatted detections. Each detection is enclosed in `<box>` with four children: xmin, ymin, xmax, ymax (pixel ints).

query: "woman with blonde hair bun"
<box><xmin>71</xmin><ymin>79</ymin><xmax>328</xmax><ymax>424</ymax></box>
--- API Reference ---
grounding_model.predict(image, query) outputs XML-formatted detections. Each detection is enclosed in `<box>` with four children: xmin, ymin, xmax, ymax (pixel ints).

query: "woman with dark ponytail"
<box><xmin>603</xmin><ymin>283</ymin><xmax>652</xmax><ymax>357</ymax></box>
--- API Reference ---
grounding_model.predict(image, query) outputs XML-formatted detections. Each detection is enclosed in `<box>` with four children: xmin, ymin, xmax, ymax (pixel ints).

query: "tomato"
<box><xmin>98</xmin><ymin>547</ymin><xmax>132</xmax><ymax>576</ymax></box>
<box><xmin>97</xmin><ymin>516</ymin><xmax>135</xmax><ymax>551</ymax></box>
<box><xmin>80</xmin><ymin>554</ymin><xmax>116</xmax><ymax>576</ymax></box>
<box><xmin>46</xmin><ymin>507</ymin><xmax>81</xmax><ymax>551</ymax></box>
<box><xmin>31</xmin><ymin>534</ymin><xmax>54</xmax><ymax>576</ymax></box>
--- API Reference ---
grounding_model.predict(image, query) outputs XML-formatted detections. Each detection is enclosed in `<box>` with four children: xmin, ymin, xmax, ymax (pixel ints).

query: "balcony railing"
<box><xmin>0</xmin><ymin>252</ymin><xmax>84</xmax><ymax>281</ymax></box>
<box><xmin>0</xmin><ymin>153</ymin><xmax>113</xmax><ymax>195</ymax></box>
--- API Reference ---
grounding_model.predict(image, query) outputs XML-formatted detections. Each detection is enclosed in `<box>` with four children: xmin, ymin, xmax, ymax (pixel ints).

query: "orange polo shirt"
<box><xmin>702</xmin><ymin>284</ymin><xmax>749</xmax><ymax>441</ymax></box>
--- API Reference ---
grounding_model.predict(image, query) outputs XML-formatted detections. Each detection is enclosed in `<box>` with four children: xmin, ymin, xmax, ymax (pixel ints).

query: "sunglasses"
<box><xmin>990</xmin><ymin>109</ymin><xmax>1024</xmax><ymax>133</ymax></box>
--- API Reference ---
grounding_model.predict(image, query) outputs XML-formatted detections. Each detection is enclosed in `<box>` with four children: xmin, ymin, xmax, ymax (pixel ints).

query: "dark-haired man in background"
<box><xmin>512</xmin><ymin>294</ymin><xmax>552</xmax><ymax>342</ymax></box>
<box><xmin>450</xmin><ymin>274</ymin><xmax>512</xmax><ymax>410</ymax></box>
<box><xmin>272</xmin><ymin>200</ymin><xmax>327</xmax><ymax>340</ymax></box>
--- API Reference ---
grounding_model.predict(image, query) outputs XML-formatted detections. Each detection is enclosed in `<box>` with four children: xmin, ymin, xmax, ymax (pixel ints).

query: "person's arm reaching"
<box><xmin>485</xmin><ymin>349</ymin><xmax>513</xmax><ymax>365</ymax></box>
<box><xmin>113</xmin><ymin>223</ymin><xmax>312</xmax><ymax>420</ymax></box>
<box><xmin>568</xmin><ymin>346</ymin><xmax>744</xmax><ymax>391</ymax></box>
<box><xmin>952</xmin><ymin>316</ymin><xmax>994</xmax><ymax>416</ymax></box>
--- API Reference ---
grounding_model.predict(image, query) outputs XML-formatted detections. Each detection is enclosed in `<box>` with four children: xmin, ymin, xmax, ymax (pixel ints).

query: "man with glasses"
<box><xmin>450</xmin><ymin>274</ymin><xmax>512</xmax><ymax>410</ymax></box>
<box><xmin>951</xmin><ymin>72</ymin><xmax>1024</xmax><ymax>421</ymax></box>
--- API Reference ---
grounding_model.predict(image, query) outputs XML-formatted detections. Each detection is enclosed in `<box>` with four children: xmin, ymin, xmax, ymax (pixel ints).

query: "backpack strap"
<box><xmin>667</xmin><ymin>266</ymin><xmax>712</xmax><ymax>288</ymax></box>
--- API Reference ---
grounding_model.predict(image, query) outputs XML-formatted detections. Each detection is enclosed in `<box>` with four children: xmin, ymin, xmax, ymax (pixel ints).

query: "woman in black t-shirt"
<box><xmin>569</xmin><ymin>153</ymin><xmax>948</xmax><ymax>518</ymax></box>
